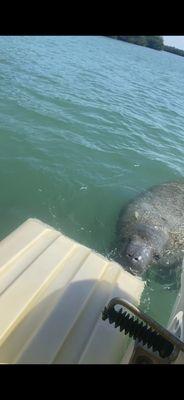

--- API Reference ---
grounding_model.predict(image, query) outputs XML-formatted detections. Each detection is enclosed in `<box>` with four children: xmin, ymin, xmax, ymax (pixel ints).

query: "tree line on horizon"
<box><xmin>108</xmin><ymin>36</ymin><xmax>184</xmax><ymax>57</ymax></box>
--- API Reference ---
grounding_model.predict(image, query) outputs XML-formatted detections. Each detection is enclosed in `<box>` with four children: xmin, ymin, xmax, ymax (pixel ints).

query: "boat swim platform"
<box><xmin>0</xmin><ymin>218</ymin><xmax>144</xmax><ymax>364</ymax></box>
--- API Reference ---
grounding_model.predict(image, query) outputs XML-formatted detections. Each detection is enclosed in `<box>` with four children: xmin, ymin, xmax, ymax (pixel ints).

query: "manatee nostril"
<box><xmin>127</xmin><ymin>254</ymin><xmax>139</xmax><ymax>262</ymax></box>
<box><xmin>127</xmin><ymin>253</ymin><xmax>132</xmax><ymax>258</ymax></box>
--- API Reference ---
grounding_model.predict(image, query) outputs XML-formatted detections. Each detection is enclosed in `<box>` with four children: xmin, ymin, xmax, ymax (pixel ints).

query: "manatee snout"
<box><xmin>125</xmin><ymin>242</ymin><xmax>152</xmax><ymax>274</ymax></box>
<box><xmin>116</xmin><ymin>223</ymin><xmax>168</xmax><ymax>276</ymax></box>
<box><xmin>120</xmin><ymin>238</ymin><xmax>153</xmax><ymax>276</ymax></box>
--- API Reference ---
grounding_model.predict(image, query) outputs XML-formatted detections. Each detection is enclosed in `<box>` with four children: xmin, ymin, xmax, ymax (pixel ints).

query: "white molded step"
<box><xmin>0</xmin><ymin>218</ymin><xmax>144</xmax><ymax>364</ymax></box>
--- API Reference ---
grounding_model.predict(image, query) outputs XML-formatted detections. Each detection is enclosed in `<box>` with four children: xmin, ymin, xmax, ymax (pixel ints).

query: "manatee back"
<box><xmin>148</xmin><ymin>181</ymin><xmax>184</xmax><ymax>230</ymax></box>
<box><xmin>117</xmin><ymin>181</ymin><xmax>184</xmax><ymax>243</ymax></box>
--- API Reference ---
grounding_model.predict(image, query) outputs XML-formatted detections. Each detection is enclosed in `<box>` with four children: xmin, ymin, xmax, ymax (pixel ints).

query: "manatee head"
<box><xmin>117</xmin><ymin>223</ymin><xmax>169</xmax><ymax>276</ymax></box>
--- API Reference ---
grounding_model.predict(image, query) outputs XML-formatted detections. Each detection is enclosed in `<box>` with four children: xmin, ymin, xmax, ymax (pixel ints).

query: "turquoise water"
<box><xmin>0</xmin><ymin>36</ymin><xmax>184</xmax><ymax>326</ymax></box>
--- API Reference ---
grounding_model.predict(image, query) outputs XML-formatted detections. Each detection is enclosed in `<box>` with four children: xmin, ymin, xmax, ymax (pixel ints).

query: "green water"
<box><xmin>0</xmin><ymin>36</ymin><xmax>184</xmax><ymax>326</ymax></box>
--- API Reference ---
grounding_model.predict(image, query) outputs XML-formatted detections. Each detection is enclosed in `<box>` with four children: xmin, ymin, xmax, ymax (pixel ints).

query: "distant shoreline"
<box><xmin>108</xmin><ymin>36</ymin><xmax>184</xmax><ymax>58</ymax></box>
<box><xmin>163</xmin><ymin>45</ymin><xmax>184</xmax><ymax>58</ymax></box>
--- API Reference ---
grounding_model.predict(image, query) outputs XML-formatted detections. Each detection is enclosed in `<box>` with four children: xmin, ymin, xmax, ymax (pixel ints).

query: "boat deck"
<box><xmin>0</xmin><ymin>218</ymin><xmax>144</xmax><ymax>363</ymax></box>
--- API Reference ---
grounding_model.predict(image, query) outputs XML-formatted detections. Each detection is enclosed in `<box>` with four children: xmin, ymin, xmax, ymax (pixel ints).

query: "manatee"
<box><xmin>115</xmin><ymin>181</ymin><xmax>184</xmax><ymax>278</ymax></box>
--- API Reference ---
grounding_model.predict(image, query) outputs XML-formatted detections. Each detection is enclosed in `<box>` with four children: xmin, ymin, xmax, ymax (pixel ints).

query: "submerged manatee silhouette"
<box><xmin>115</xmin><ymin>181</ymin><xmax>184</xmax><ymax>278</ymax></box>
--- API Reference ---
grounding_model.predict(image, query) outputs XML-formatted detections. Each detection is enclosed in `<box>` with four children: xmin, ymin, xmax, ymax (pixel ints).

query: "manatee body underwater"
<box><xmin>115</xmin><ymin>181</ymin><xmax>184</xmax><ymax>280</ymax></box>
